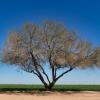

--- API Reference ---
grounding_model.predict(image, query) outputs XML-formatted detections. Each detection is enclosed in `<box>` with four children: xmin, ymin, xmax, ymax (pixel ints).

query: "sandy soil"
<box><xmin>0</xmin><ymin>92</ymin><xmax>100</xmax><ymax>100</ymax></box>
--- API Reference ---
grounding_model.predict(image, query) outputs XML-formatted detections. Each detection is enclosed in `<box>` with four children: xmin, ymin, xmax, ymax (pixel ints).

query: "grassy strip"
<box><xmin>0</xmin><ymin>84</ymin><xmax>100</xmax><ymax>92</ymax></box>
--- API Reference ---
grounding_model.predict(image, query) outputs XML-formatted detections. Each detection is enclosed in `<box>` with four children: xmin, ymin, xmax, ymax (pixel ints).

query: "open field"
<box><xmin>0</xmin><ymin>84</ymin><xmax>100</xmax><ymax>92</ymax></box>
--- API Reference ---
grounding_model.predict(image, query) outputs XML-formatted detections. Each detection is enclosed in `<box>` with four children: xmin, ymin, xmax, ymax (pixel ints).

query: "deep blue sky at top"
<box><xmin>0</xmin><ymin>0</ymin><xmax>100</xmax><ymax>46</ymax></box>
<box><xmin>0</xmin><ymin>0</ymin><xmax>100</xmax><ymax>84</ymax></box>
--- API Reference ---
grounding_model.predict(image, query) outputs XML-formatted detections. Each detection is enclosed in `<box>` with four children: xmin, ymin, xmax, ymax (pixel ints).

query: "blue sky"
<box><xmin>0</xmin><ymin>0</ymin><xmax>100</xmax><ymax>84</ymax></box>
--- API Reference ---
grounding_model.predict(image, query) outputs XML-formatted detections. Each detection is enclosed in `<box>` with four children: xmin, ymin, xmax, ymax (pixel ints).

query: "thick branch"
<box><xmin>30</xmin><ymin>52</ymin><xmax>48</xmax><ymax>85</ymax></box>
<box><xmin>48</xmin><ymin>55</ymin><xmax>55</xmax><ymax>81</ymax></box>
<box><xmin>31</xmin><ymin>70</ymin><xmax>39</xmax><ymax>77</ymax></box>
<box><xmin>31</xmin><ymin>53</ymin><xmax>50</xmax><ymax>84</ymax></box>
<box><xmin>39</xmin><ymin>66</ymin><xmax>51</xmax><ymax>84</ymax></box>
<box><xmin>55</xmin><ymin>67</ymin><xmax>74</xmax><ymax>81</ymax></box>
<box><xmin>29</xmin><ymin>51</ymin><xmax>52</xmax><ymax>85</ymax></box>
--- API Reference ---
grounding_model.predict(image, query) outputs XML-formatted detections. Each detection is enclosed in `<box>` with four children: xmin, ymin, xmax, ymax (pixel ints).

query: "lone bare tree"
<box><xmin>1</xmin><ymin>21</ymin><xmax>100</xmax><ymax>90</ymax></box>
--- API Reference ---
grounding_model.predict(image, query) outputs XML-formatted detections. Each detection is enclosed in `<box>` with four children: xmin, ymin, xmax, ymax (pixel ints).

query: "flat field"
<box><xmin>0</xmin><ymin>84</ymin><xmax>100</xmax><ymax>92</ymax></box>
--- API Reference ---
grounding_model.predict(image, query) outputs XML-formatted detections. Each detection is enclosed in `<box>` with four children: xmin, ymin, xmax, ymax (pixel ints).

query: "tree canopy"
<box><xmin>1</xmin><ymin>21</ymin><xmax>100</xmax><ymax>90</ymax></box>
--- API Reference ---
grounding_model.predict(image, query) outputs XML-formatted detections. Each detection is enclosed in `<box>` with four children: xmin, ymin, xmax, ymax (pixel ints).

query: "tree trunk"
<box><xmin>44</xmin><ymin>81</ymin><xmax>56</xmax><ymax>91</ymax></box>
<box><xmin>45</xmin><ymin>85</ymin><xmax>53</xmax><ymax>91</ymax></box>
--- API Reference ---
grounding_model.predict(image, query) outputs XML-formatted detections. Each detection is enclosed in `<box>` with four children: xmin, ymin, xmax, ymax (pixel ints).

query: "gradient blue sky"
<box><xmin>0</xmin><ymin>0</ymin><xmax>100</xmax><ymax>84</ymax></box>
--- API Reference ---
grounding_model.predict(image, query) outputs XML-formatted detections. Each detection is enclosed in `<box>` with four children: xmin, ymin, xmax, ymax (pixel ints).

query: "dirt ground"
<box><xmin>0</xmin><ymin>91</ymin><xmax>100</xmax><ymax>100</ymax></box>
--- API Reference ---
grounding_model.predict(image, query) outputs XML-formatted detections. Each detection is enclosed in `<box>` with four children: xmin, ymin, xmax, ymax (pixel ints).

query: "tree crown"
<box><xmin>2</xmin><ymin>21</ymin><xmax>100</xmax><ymax>72</ymax></box>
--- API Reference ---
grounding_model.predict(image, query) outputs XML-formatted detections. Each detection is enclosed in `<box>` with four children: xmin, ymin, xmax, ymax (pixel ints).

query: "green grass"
<box><xmin>0</xmin><ymin>84</ymin><xmax>100</xmax><ymax>92</ymax></box>
<box><xmin>54</xmin><ymin>85</ymin><xmax>100</xmax><ymax>91</ymax></box>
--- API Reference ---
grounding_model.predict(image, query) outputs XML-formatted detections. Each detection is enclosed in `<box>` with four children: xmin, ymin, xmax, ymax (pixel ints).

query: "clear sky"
<box><xmin>0</xmin><ymin>0</ymin><xmax>100</xmax><ymax>84</ymax></box>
